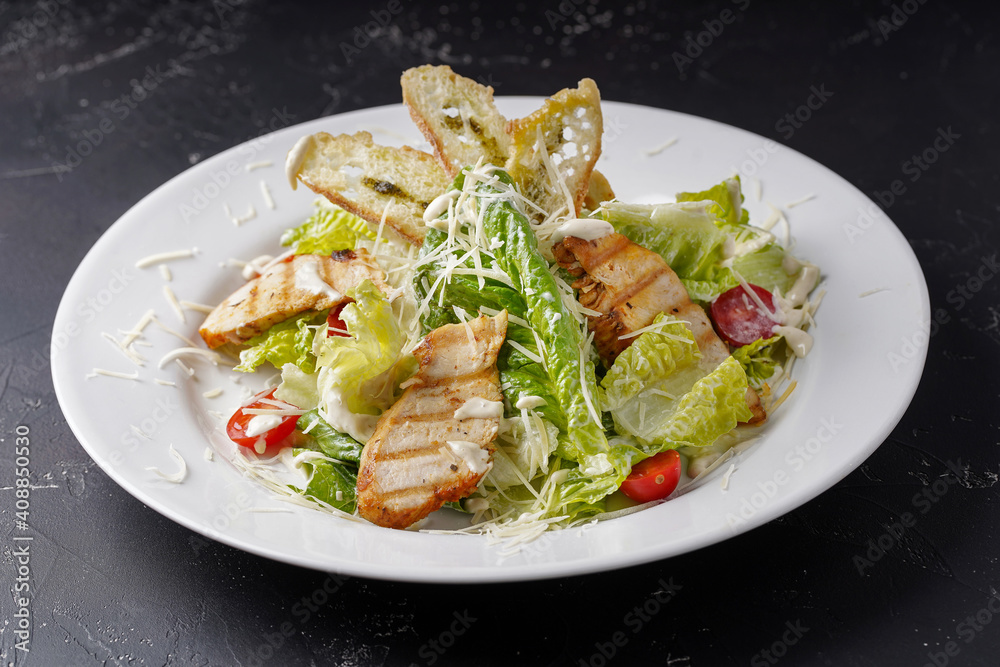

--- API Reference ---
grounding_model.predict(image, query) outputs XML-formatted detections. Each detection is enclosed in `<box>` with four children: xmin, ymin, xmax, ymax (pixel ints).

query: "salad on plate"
<box><xmin>196</xmin><ymin>65</ymin><xmax>823</xmax><ymax>536</ymax></box>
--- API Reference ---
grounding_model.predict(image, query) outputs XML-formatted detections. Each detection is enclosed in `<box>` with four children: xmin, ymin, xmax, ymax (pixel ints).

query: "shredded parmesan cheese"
<box><xmin>135</xmin><ymin>248</ymin><xmax>198</xmax><ymax>269</ymax></box>
<box><xmin>785</xmin><ymin>193</ymin><xmax>816</xmax><ymax>208</ymax></box>
<box><xmin>261</xmin><ymin>180</ymin><xmax>275</xmax><ymax>209</ymax></box>
<box><xmin>179</xmin><ymin>300</ymin><xmax>214</xmax><ymax>314</ymax></box>
<box><xmin>245</xmin><ymin>160</ymin><xmax>272</xmax><ymax>172</ymax></box>
<box><xmin>146</xmin><ymin>445</ymin><xmax>187</xmax><ymax>483</ymax></box>
<box><xmin>644</xmin><ymin>136</ymin><xmax>677</xmax><ymax>156</ymax></box>
<box><xmin>86</xmin><ymin>368</ymin><xmax>139</xmax><ymax>380</ymax></box>
<box><xmin>163</xmin><ymin>285</ymin><xmax>186</xmax><ymax>323</ymax></box>
<box><xmin>157</xmin><ymin>347</ymin><xmax>222</xmax><ymax>369</ymax></box>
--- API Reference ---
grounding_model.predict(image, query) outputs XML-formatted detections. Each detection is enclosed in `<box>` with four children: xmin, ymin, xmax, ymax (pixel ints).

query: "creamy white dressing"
<box><xmin>785</xmin><ymin>264</ymin><xmax>820</xmax><ymax>307</ymax></box>
<box><xmin>550</xmin><ymin>218</ymin><xmax>614</xmax><ymax>244</ymax></box>
<box><xmin>773</xmin><ymin>325</ymin><xmax>814</xmax><ymax>357</ymax></box>
<box><xmin>548</xmin><ymin>469</ymin><xmax>570</xmax><ymax>485</ymax></box>
<box><xmin>446</xmin><ymin>440</ymin><xmax>491</xmax><ymax>474</ymax></box>
<box><xmin>423</xmin><ymin>190</ymin><xmax>460</xmax><ymax>223</ymax></box>
<box><xmin>733</xmin><ymin>231</ymin><xmax>775</xmax><ymax>256</ymax></box>
<box><xmin>321</xmin><ymin>386</ymin><xmax>378</xmax><ymax>443</ymax></box>
<box><xmin>241</xmin><ymin>254</ymin><xmax>274</xmax><ymax>280</ymax></box>
<box><xmin>285</xmin><ymin>135</ymin><xmax>314</xmax><ymax>190</ymax></box>
<box><xmin>515</xmin><ymin>395</ymin><xmax>547</xmax><ymax>410</ymax></box>
<box><xmin>453</xmin><ymin>397</ymin><xmax>504</xmax><ymax>420</ymax></box>
<box><xmin>721</xmin><ymin>235</ymin><xmax>736</xmax><ymax>259</ymax></box>
<box><xmin>464</xmin><ymin>497</ymin><xmax>490</xmax><ymax>512</ymax></box>
<box><xmin>774</xmin><ymin>296</ymin><xmax>807</xmax><ymax>328</ymax></box>
<box><xmin>246</xmin><ymin>414</ymin><xmax>282</xmax><ymax>437</ymax></box>
<box><xmin>294</xmin><ymin>258</ymin><xmax>342</xmax><ymax>301</ymax></box>
<box><xmin>782</xmin><ymin>253</ymin><xmax>803</xmax><ymax>274</ymax></box>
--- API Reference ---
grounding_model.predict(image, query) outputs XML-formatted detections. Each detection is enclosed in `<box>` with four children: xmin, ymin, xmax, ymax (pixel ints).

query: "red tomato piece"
<box><xmin>710</xmin><ymin>283</ymin><xmax>778</xmax><ymax>347</ymax></box>
<box><xmin>326</xmin><ymin>301</ymin><xmax>353</xmax><ymax>338</ymax></box>
<box><xmin>620</xmin><ymin>450</ymin><xmax>682</xmax><ymax>503</ymax></box>
<box><xmin>226</xmin><ymin>388</ymin><xmax>300</xmax><ymax>450</ymax></box>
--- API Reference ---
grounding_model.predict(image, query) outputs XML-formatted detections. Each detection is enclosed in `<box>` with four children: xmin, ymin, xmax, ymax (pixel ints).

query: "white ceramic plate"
<box><xmin>52</xmin><ymin>99</ymin><xmax>929</xmax><ymax>583</ymax></box>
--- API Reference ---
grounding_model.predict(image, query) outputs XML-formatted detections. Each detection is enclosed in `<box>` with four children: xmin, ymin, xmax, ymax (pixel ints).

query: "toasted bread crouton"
<box><xmin>505</xmin><ymin>79</ymin><xmax>603</xmax><ymax>221</ymax></box>
<box><xmin>401</xmin><ymin>65</ymin><xmax>510</xmax><ymax>176</ymax></box>
<box><xmin>583</xmin><ymin>169</ymin><xmax>615</xmax><ymax>212</ymax></box>
<box><xmin>294</xmin><ymin>131</ymin><xmax>450</xmax><ymax>246</ymax></box>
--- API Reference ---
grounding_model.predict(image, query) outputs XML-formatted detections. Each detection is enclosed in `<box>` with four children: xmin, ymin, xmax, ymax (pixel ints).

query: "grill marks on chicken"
<box><xmin>198</xmin><ymin>251</ymin><xmax>387</xmax><ymax>349</ymax></box>
<box><xmin>555</xmin><ymin>233</ymin><xmax>766</xmax><ymax>424</ymax></box>
<box><xmin>356</xmin><ymin>312</ymin><xmax>508</xmax><ymax>530</ymax></box>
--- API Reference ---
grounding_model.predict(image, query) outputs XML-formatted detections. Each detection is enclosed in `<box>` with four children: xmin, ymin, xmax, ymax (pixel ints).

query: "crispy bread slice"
<box><xmin>401</xmin><ymin>65</ymin><xmax>510</xmax><ymax>176</ymax></box>
<box><xmin>583</xmin><ymin>169</ymin><xmax>615</xmax><ymax>212</ymax></box>
<box><xmin>293</xmin><ymin>131</ymin><xmax>450</xmax><ymax>246</ymax></box>
<box><xmin>505</xmin><ymin>78</ymin><xmax>603</xmax><ymax>221</ymax></box>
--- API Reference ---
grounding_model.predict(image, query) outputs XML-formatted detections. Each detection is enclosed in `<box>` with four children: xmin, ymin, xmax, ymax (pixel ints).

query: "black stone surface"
<box><xmin>2</xmin><ymin>1</ymin><xmax>999</xmax><ymax>665</ymax></box>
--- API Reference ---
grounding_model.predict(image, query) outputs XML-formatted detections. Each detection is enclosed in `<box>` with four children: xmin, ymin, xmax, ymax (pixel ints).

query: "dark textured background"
<box><xmin>2</xmin><ymin>1</ymin><xmax>999</xmax><ymax>665</ymax></box>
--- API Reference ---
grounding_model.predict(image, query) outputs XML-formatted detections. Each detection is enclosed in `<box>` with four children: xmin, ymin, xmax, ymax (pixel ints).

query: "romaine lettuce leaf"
<box><xmin>730</xmin><ymin>244</ymin><xmax>797</xmax><ymax>297</ymax></box>
<box><xmin>468</xmin><ymin>171</ymin><xmax>611</xmax><ymax>478</ymax></box>
<box><xmin>601</xmin><ymin>177</ymin><xmax>809</xmax><ymax>302</ymax></box>
<box><xmin>600</xmin><ymin>313</ymin><xmax>752</xmax><ymax>446</ymax></box>
<box><xmin>274</xmin><ymin>362</ymin><xmax>320</xmax><ymax>411</ymax></box>
<box><xmin>677</xmin><ymin>176</ymin><xmax>749</xmax><ymax>226</ymax></box>
<box><xmin>625</xmin><ymin>356</ymin><xmax>751</xmax><ymax>446</ymax></box>
<box><xmin>296</xmin><ymin>409</ymin><xmax>364</xmax><ymax>463</ymax></box>
<box><xmin>281</xmin><ymin>200</ymin><xmax>376</xmax><ymax>254</ymax></box>
<box><xmin>312</xmin><ymin>279</ymin><xmax>412</xmax><ymax>441</ymax></box>
<box><xmin>292</xmin><ymin>451</ymin><xmax>357</xmax><ymax>512</ymax></box>
<box><xmin>599</xmin><ymin>314</ymin><xmax>701</xmax><ymax>411</ymax></box>
<box><xmin>234</xmin><ymin>311</ymin><xmax>325</xmax><ymax>373</ymax></box>
<box><xmin>732</xmin><ymin>334</ymin><xmax>783</xmax><ymax>387</ymax></box>
<box><xmin>597</xmin><ymin>200</ymin><xmax>729</xmax><ymax>283</ymax></box>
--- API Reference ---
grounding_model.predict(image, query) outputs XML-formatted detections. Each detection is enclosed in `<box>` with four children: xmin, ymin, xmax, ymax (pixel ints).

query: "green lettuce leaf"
<box><xmin>600</xmin><ymin>314</ymin><xmax>752</xmax><ymax>446</ymax></box>
<box><xmin>281</xmin><ymin>200</ymin><xmax>376</xmax><ymax>254</ymax></box>
<box><xmin>599</xmin><ymin>314</ymin><xmax>701</xmax><ymax>411</ymax></box>
<box><xmin>601</xmin><ymin>177</ymin><xmax>810</xmax><ymax>302</ymax></box>
<box><xmin>677</xmin><ymin>175</ymin><xmax>749</xmax><ymax>226</ymax></box>
<box><xmin>596</xmin><ymin>200</ymin><xmax>729</xmax><ymax>284</ymax></box>
<box><xmin>234</xmin><ymin>311</ymin><xmax>326</xmax><ymax>373</ymax></box>
<box><xmin>313</xmin><ymin>279</ymin><xmax>411</xmax><ymax>441</ymax></box>
<box><xmin>678</xmin><ymin>177</ymin><xmax>802</xmax><ymax>297</ymax></box>
<box><xmin>730</xmin><ymin>244</ymin><xmax>797</xmax><ymax>297</ymax></box>
<box><xmin>467</xmin><ymin>171</ymin><xmax>611</xmax><ymax>478</ymax></box>
<box><xmin>415</xmin><ymin>169</ymin><xmax>625</xmax><ymax>520</ymax></box>
<box><xmin>732</xmin><ymin>334</ymin><xmax>783</xmax><ymax>387</ymax></box>
<box><xmin>296</xmin><ymin>409</ymin><xmax>364</xmax><ymax>463</ymax></box>
<box><xmin>292</xmin><ymin>451</ymin><xmax>357</xmax><ymax>512</ymax></box>
<box><xmin>274</xmin><ymin>362</ymin><xmax>320</xmax><ymax>411</ymax></box>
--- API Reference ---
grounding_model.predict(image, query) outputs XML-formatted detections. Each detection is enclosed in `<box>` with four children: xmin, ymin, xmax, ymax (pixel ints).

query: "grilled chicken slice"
<box><xmin>554</xmin><ymin>233</ymin><xmax>765</xmax><ymax>424</ymax></box>
<box><xmin>357</xmin><ymin>312</ymin><xmax>508</xmax><ymax>529</ymax></box>
<box><xmin>198</xmin><ymin>251</ymin><xmax>387</xmax><ymax>349</ymax></box>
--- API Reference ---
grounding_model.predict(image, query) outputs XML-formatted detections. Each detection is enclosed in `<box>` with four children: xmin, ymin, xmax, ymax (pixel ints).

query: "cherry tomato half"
<box><xmin>710</xmin><ymin>283</ymin><xmax>778</xmax><ymax>347</ymax></box>
<box><xmin>226</xmin><ymin>388</ymin><xmax>300</xmax><ymax>450</ymax></box>
<box><xmin>620</xmin><ymin>450</ymin><xmax>682</xmax><ymax>503</ymax></box>
<box><xmin>326</xmin><ymin>301</ymin><xmax>353</xmax><ymax>338</ymax></box>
